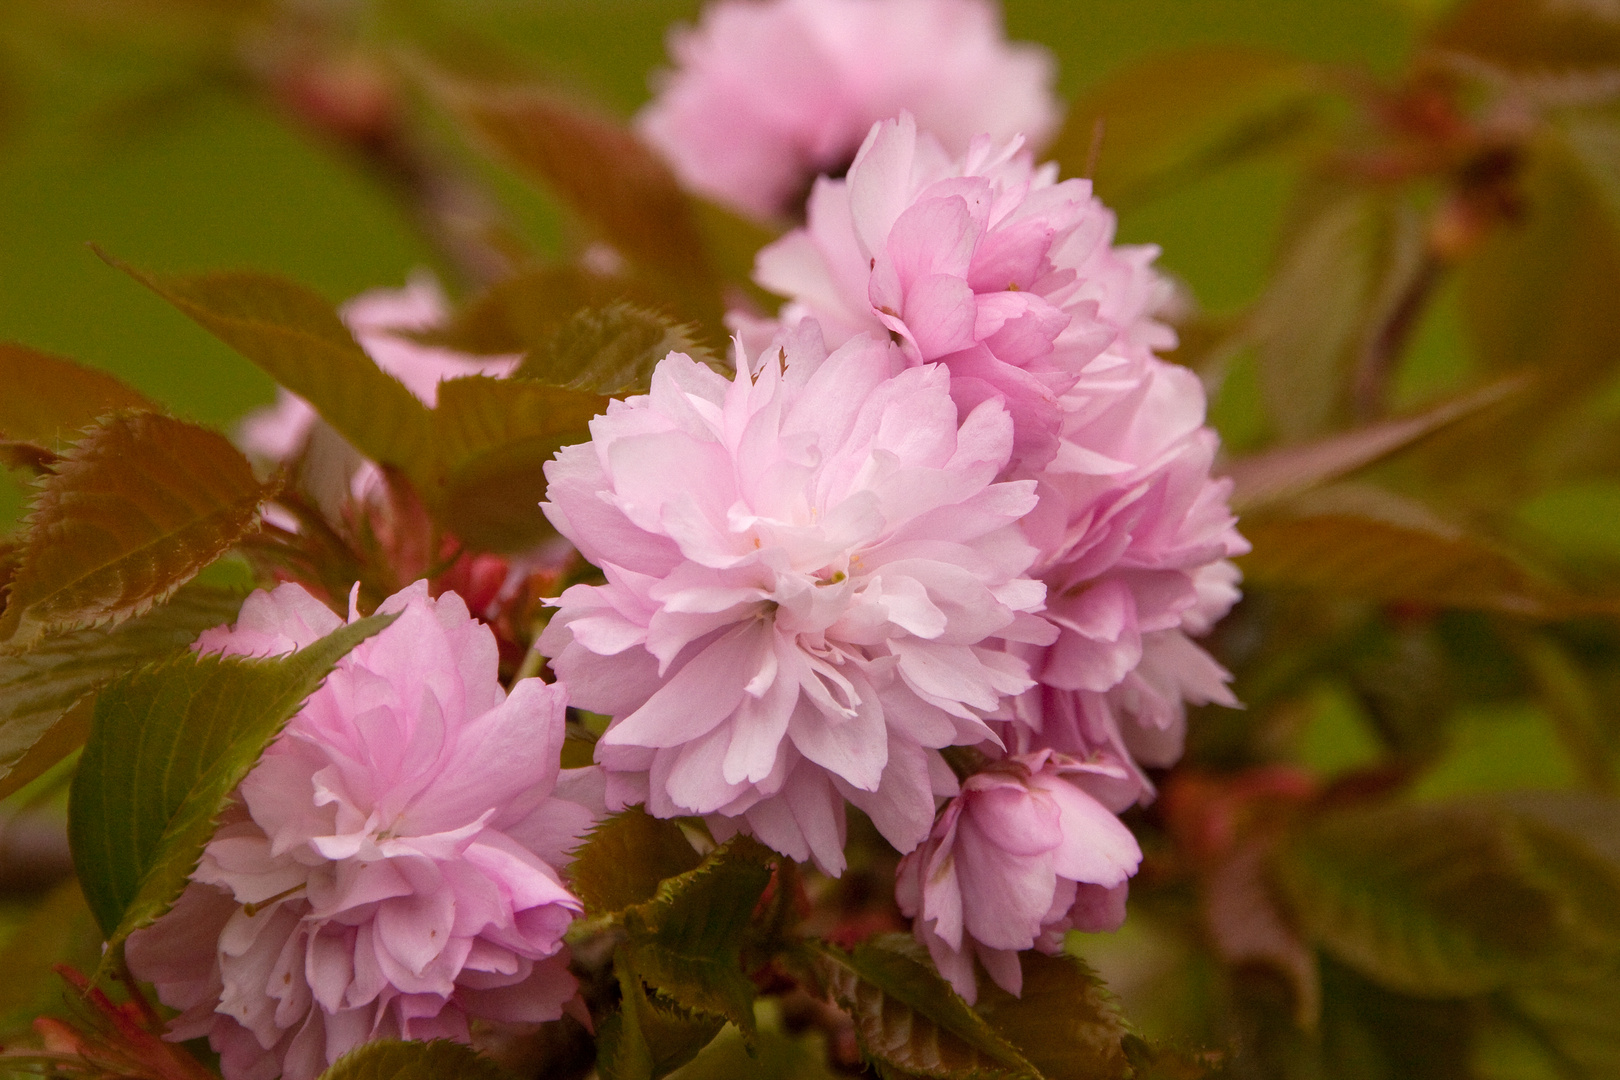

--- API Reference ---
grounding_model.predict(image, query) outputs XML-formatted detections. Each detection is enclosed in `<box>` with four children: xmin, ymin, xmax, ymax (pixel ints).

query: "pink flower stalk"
<box><xmin>753</xmin><ymin>113</ymin><xmax>1176</xmax><ymax>474</ymax></box>
<box><xmin>538</xmin><ymin>323</ymin><xmax>1058</xmax><ymax>875</ymax></box>
<box><xmin>239</xmin><ymin>275</ymin><xmax>520</xmax><ymax>470</ymax></box>
<box><xmin>895</xmin><ymin>750</ymin><xmax>1142</xmax><ymax>1003</ymax></box>
<box><xmin>126</xmin><ymin>582</ymin><xmax>598</xmax><ymax>1080</ymax></box>
<box><xmin>638</xmin><ymin>0</ymin><xmax>1058</xmax><ymax>220</ymax></box>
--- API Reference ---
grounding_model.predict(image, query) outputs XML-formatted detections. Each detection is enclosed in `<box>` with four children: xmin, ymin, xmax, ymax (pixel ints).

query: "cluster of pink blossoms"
<box><xmin>127</xmin><ymin>2</ymin><xmax>1246</xmax><ymax>1072</ymax></box>
<box><xmin>551</xmin><ymin>112</ymin><xmax>1246</xmax><ymax>1000</ymax></box>
<box><xmin>127</xmin><ymin>583</ymin><xmax>598</xmax><ymax>1080</ymax></box>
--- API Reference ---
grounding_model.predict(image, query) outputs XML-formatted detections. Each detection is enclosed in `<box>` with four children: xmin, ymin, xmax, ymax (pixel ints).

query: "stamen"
<box><xmin>243</xmin><ymin>882</ymin><xmax>306</xmax><ymax>917</ymax></box>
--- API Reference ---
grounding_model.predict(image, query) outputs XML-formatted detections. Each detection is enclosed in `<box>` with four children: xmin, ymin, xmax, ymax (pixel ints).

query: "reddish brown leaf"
<box><xmin>0</xmin><ymin>413</ymin><xmax>273</xmax><ymax>649</ymax></box>
<box><xmin>0</xmin><ymin>343</ymin><xmax>157</xmax><ymax>448</ymax></box>
<box><xmin>1238</xmin><ymin>484</ymin><xmax>1596</xmax><ymax>617</ymax></box>
<box><xmin>1224</xmin><ymin>377</ymin><xmax>1525</xmax><ymax>511</ymax></box>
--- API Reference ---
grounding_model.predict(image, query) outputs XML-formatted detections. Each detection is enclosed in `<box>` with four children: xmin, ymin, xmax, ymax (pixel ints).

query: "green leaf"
<box><xmin>1051</xmin><ymin>47</ymin><xmax>1332</xmax><ymax>209</ymax></box>
<box><xmin>1238</xmin><ymin>484</ymin><xmax>1594</xmax><ymax>617</ymax></box>
<box><xmin>599</xmin><ymin>947</ymin><xmax>727</xmax><ymax>1080</ymax></box>
<box><xmin>1224</xmin><ymin>378</ymin><xmax>1525</xmax><ymax>512</ymax></box>
<box><xmin>0</xmin><ymin>413</ymin><xmax>272</xmax><ymax>650</ymax></box>
<box><xmin>317</xmin><ymin>1039</ymin><xmax>513</xmax><ymax>1080</ymax></box>
<box><xmin>1272</xmin><ymin>801</ymin><xmax>1574</xmax><ymax>997</ymax></box>
<box><xmin>0</xmin><ymin>581</ymin><xmax>245</xmax><ymax>800</ymax></box>
<box><xmin>422</xmin><ymin>71</ymin><xmax>723</xmax><ymax>328</ymax></box>
<box><xmin>515</xmin><ymin>301</ymin><xmax>715</xmax><ymax>395</ymax></box>
<box><xmin>1250</xmin><ymin>184</ymin><xmax>1429</xmax><ymax>440</ymax></box>
<box><xmin>622</xmin><ymin>836</ymin><xmax>774</xmax><ymax>1035</ymax></box>
<box><xmin>68</xmin><ymin>610</ymin><xmax>395</xmax><ymax>950</ymax></box>
<box><xmin>1429</xmin><ymin>0</ymin><xmax>1620</xmax><ymax>77</ymax></box>
<box><xmin>973</xmin><ymin>951</ymin><xmax>1130</xmax><ymax>1080</ymax></box>
<box><xmin>813</xmin><ymin>933</ymin><xmax>1039</xmax><ymax>1080</ymax></box>
<box><xmin>0</xmin><ymin>342</ymin><xmax>157</xmax><ymax>448</ymax></box>
<box><xmin>103</xmin><ymin>257</ymin><xmax>436</xmax><ymax>475</ymax></box>
<box><xmin>569</xmin><ymin>806</ymin><xmax>703</xmax><ymax>917</ymax></box>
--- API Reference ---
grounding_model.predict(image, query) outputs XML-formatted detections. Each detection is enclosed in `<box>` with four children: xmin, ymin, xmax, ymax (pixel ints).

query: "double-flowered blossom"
<box><xmin>895</xmin><ymin>750</ymin><xmax>1142</xmax><ymax>1002</ymax></box>
<box><xmin>538</xmin><ymin>323</ymin><xmax>1058</xmax><ymax>875</ymax></box>
<box><xmin>999</xmin><ymin>355</ymin><xmax>1247</xmax><ymax>803</ymax></box>
<box><xmin>753</xmin><ymin>113</ymin><xmax>1175</xmax><ymax>475</ymax></box>
<box><xmin>126</xmin><ymin>582</ymin><xmax>598</xmax><ymax>1080</ymax></box>
<box><xmin>754</xmin><ymin>113</ymin><xmax>1247</xmax><ymax>807</ymax></box>
<box><xmin>637</xmin><ymin>0</ymin><xmax>1058</xmax><ymax>220</ymax></box>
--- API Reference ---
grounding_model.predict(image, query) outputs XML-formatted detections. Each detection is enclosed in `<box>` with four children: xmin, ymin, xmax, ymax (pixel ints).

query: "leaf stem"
<box><xmin>1351</xmin><ymin>252</ymin><xmax>1443</xmax><ymax>422</ymax></box>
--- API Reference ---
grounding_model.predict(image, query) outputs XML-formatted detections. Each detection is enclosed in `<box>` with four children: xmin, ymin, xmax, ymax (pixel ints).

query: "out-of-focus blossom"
<box><xmin>539</xmin><ymin>323</ymin><xmax>1057</xmax><ymax>875</ymax></box>
<box><xmin>126</xmin><ymin>582</ymin><xmax>598</xmax><ymax>1080</ymax></box>
<box><xmin>238</xmin><ymin>274</ymin><xmax>519</xmax><ymax>472</ymax></box>
<box><xmin>638</xmin><ymin>0</ymin><xmax>1058</xmax><ymax>220</ymax></box>
<box><xmin>754</xmin><ymin>114</ymin><xmax>1174</xmax><ymax>473</ymax></box>
<box><xmin>895</xmin><ymin>750</ymin><xmax>1141</xmax><ymax>1003</ymax></box>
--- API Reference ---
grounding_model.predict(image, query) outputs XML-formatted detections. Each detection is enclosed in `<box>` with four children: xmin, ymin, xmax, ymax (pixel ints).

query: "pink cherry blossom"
<box><xmin>238</xmin><ymin>274</ymin><xmax>520</xmax><ymax>470</ymax></box>
<box><xmin>997</xmin><ymin>353</ymin><xmax>1248</xmax><ymax>801</ymax></box>
<box><xmin>538</xmin><ymin>323</ymin><xmax>1057</xmax><ymax>875</ymax></box>
<box><xmin>126</xmin><ymin>582</ymin><xmax>598</xmax><ymax>1080</ymax></box>
<box><xmin>754</xmin><ymin>113</ymin><xmax>1176</xmax><ymax>474</ymax></box>
<box><xmin>895</xmin><ymin>750</ymin><xmax>1142</xmax><ymax>1003</ymax></box>
<box><xmin>638</xmin><ymin>0</ymin><xmax>1058</xmax><ymax>220</ymax></box>
<box><xmin>754</xmin><ymin>115</ymin><xmax>1246</xmax><ymax>798</ymax></box>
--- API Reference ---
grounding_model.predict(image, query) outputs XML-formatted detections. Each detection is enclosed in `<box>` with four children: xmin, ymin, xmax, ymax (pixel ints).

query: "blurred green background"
<box><xmin>0</xmin><ymin>0</ymin><xmax>1421</xmax><ymax>521</ymax></box>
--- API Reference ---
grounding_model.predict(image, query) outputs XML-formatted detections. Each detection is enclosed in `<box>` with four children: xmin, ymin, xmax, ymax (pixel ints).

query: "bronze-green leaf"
<box><xmin>1430</xmin><ymin>0</ymin><xmax>1620</xmax><ymax>78</ymax></box>
<box><xmin>432</xmin><ymin>375</ymin><xmax>605</xmax><ymax>551</ymax></box>
<box><xmin>515</xmin><ymin>301</ymin><xmax>715</xmax><ymax>395</ymax></box>
<box><xmin>974</xmin><ymin>951</ymin><xmax>1131</xmax><ymax>1080</ymax></box>
<box><xmin>424</xmin><ymin>72</ymin><xmax>723</xmax><ymax>328</ymax></box>
<box><xmin>1238</xmin><ymin>484</ymin><xmax>1593</xmax><ymax>618</ymax></box>
<box><xmin>0</xmin><ymin>414</ymin><xmax>272</xmax><ymax>650</ymax></box>
<box><xmin>1272</xmin><ymin>801</ymin><xmax>1571</xmax><ymax>997</ymax></box>
<box><xmin>1250</xmin><ymin>183</ymin><xmax>1428</xmax><ymax>440</ymax></box>
<box><xmin>1052</xmin><ymin>46</ymin><xmax>1331</xmax><ymax>208</ymax></box>
<box><xmin>0</xmin><ymin>342</ymin><xmax>157</xmax><ymax>448</ymax></box>
<box><xmin>1224</xmin><ymin>377</ymin><xmax>1525</xmax><ymax>511</ymax></box>
<box><xmin>104</xmin><ymin>256</ymin><xmax>436</xmax><ymax>476</ymax></box>
<box><xmin>814</xmin><ymin>934</ymin><xmax>1039</xmax><ymax>1080</ymax></box>
<box><xmin>599</xmin><ymin>948</ymin><xmax>727</xmax><ymax>1080</ymax></box>
<box><xmin>569</xmin><ymin>806</ymin><xmax>703</xmax><ymax>918</ymax></box>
